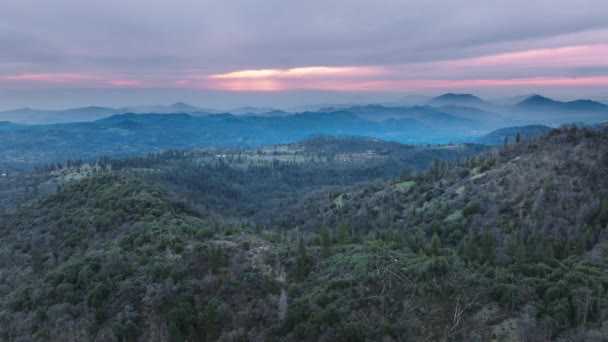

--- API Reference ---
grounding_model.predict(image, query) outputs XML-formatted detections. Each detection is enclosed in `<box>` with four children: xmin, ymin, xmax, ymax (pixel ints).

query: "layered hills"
<box><xmin>1</xmin><ymin>127</ymin><xmax>608</xmax><ymax>340</ymax></box>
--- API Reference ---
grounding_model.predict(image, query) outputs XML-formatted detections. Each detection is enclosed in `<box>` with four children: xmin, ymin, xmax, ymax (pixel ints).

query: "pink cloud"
<box><xmin>200</xmin><ymin>76</ymin><xmax>608</xmax><ymax>92</ymax></box>
<box><xmin>2</xmin><ymin>44</ymin><xmax>608</xmax><ymax>93</ymax></box>
<box><xmin>206</xmin><ymin>78</ymin><xmax>284</xmax><ymax>91</ymax></box>
<box><xmin>0</xmin><ymin>73</ymin><xmax>100</xmax><ymax>83</ymax></box>
<box><xmin>323</xmin><ymin>76</ymin><xmax>608</xmax><ymax>91</ymax></box>
<box><xmin>210</xmin><ymin>66</ymin><xmax>384</xmax><ymax>79</ymax></box>
<box><xmin>173</xmin><ymin>80</ymin><xmax>191</xmax><ymax>86</ymax></box>
<box><xmin>0</xmin><ymin>73</ymin><xmax>151</xmax><ymax>88</ymax></box>
<box><xmin>105</xmin><ymin>80</ymin><xmax>144</xmax><ymax>87</ymax></box>
<box><xmin>199</xmin><ymin>45</ymin><xmax>608</xmax><ymax>92</ymax></box>
<box><xmin>441</xmin><ymin>44</ymin><xmax>608</xmax><ymax>68</ymax></box>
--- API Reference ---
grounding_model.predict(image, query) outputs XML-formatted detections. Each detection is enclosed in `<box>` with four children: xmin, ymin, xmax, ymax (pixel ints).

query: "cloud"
<box><xmin>210</xmin><ymin>66</ymin><xmax>383</xmax><ymax>79</ymax></box>
<box><xmin>1</xmin><ymin>0</ymin><xmax>608</xmax><ymax>100</ymax></box>
<box><xmin>192</xmin><ymin>44</ymin><xmax>608</xmax><ymax>91</ymax></box>
<box><xmin>106</xmin><ymin>80</ymin><xmax>144</xmax><ymax>87</ymax></box>
<box><xmin>0</xmin><ymin>73</ymin><xmax>99</xmax><ymax>83</ymax></box>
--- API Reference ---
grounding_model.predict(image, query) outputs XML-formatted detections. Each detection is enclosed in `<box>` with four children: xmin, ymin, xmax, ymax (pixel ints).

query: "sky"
<box><xmin>1</xmin><ymin>0</ymin><xmax>608</xmax><ymax>109</ymax></box>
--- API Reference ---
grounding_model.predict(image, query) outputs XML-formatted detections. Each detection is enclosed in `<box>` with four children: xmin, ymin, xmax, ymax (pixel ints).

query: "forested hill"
<box><xmin>272</xmin><ymin>125</ymin><xmax>608</xmax><ymax>339</ymax></box>
<box><xmin>1</xmin><ymin>127</ymin><xmax>608</xmax><ymax>341</ymax></box>
<box><xmin>280</xmin><ymin>125</ymin><xmax>608</xmax><ymax>236</ymax></box>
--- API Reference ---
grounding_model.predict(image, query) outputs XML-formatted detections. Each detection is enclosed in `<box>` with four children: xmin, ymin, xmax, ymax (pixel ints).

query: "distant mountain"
<box><xmin>596</xmin><ymin>121</ymin><xmax>608</xmax><ymax>129</ymax></box>
<box><xmin>424</xmin><ymin>93</ymin><xmax>608</xmax><ymax>125</ymax></box>
<box><xmin>515</xmin><ymin>95</ymin><xmax>608</xmax><ymax>113</ymax></box>
<box><xmin>120</xmin><ymin>103</ymin><xmax>219</xmax><ymax>114</ymax></box>
<box><xmin>0</xmin><ymin>103</ymin><xmax>226</xmax><ymax>124</ymax></box>
<box><xmin>475</xmin><ymin>124</ymin><xmax>551</xmax><ymax>145</ymax></box>
<box><xmin>491</xmin><ymin>94</ymin><xmax>539</xmax><ymax>105</ymax></box>
<box><xmin>256</xmin><ymin>110</ymin><xmax>293</xmax><ymax>117</ymax></box>
<box><xmin>0</xmin><ymin>106</ymin><xmax>118</xmax><ymax>124</ymax></box>
<box><xmin>327</xmin><ymin>104</ymin><xmax>478</xmax><ymax>129</ymax></box>
<box><xmin>431</xmin><ymin>105</ymin><xmax>506</xmax><ymax>124</ymax></box>
<box><xmin>427</xmin><ymin>93</ymin><xmax>492</xmax><ymax>107</ymax></box>
<box><xmin>229</xmin><ymin>106</ymin><xmax>279</xmax><ymax>115</ymax></box>
<box><xmin>167</xmin><ymin>102</ymin><xmax>201</xmax><ymax>112</ymax></box>
<box><xmin>505</xmin><ymin>95</ymin><xmax>608</xmax><ymax>124</ymax></box>
<box><xmin>0</xmin><ymin>111</ymin><xmax>466</xmax><ymax>169</ymax></box>
<box><xmin>0</xmin><ymin>121</ymin><xmax>22</xmax><ymax>131</ymax></box>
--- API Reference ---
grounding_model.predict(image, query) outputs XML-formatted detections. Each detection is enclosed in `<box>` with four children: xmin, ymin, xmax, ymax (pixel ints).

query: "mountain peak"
<box><xmin>518</xmin><ymin>94</ymin><xmax>554</xmax><ymax>104</ymax></box>
<box><xmin>434</xmin><ymin>93</ymin><xmax>481</xmax><ymax>100</ymax></box>
<box><xmin>169</xmin><ymin>102</ymin><xmax>199</xmax><ymax>111</ymax></box>
<box><xmin>428</xmin><ymin>93</ymin><xmax>488</xmax><ymax>106</ymax></box>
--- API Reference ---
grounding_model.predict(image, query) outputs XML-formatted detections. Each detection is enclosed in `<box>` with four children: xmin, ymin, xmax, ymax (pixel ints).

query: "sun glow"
<box><xmin>210</xmin><ymin>66</ymin><xmax>383</xmax><ymax>79</ymax></box>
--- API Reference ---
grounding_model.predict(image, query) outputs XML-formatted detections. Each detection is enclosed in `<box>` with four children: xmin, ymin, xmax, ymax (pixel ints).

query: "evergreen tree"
<box><xmin>201</xmin><ymin>299</ymin><xmax>224</xmax><ymax>342</ymax></box>
<box><xmin>295</xmin><ymin>237</ymin><xmax>309</xmax><ymax>280</ymax></box>
<box><xmin>543</xmin><ymin>242</ymin><xmax>555</xmax><ymax>261</ymax></box>
<box><xmin>337</xmin><ymin>221</ymin><xmax>349</xmax><ymax>245</ymax></box>
<box><xmin>595</xmin><ymin>200</ymin><xmax>608</xmax><ymax>227</ymax></box>
<box><xmin>506</xmin><ymin>232</ymin><xmax>527</xmax><ymax>265</ymax></box>
<box><xmin>208</xmin><ymin>247</ymin><xmax>225</xmax><ymax>274</ymax></box>
<box><xmin>430</xmin><ymin>232</ymin><xmax>441</xmax><ymax>256</ymax></box>
<box><xmin>479</xmin><ymin>231</ymin><xmax>495</xmax><ymax>264</ymax></box>
<box><xmin>320</xmin><ymin>227</ymin><xmax>332</xmax><ymax>258</ymax></box>
<box><xmin>462</xmin><ymin>238</ymin><xmax>479</xmax><ymax>262</ymax></box>
<box><xmin>30</xmin><ymin>247</ymin><xmax>44</xmax><ymax>274</ymax></box>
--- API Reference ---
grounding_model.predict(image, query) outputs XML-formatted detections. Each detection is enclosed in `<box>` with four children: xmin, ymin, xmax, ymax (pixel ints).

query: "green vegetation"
<box><xmin>1</xmin><ymin>126</ymin><xmax>608</xmax><ymax>340</ymax></box>
<box><xmin>445</xmin><ymin>209</ymin><xmax>463</xmax><ymax>221</ymax></box>
<box><xmin>395</xmin><ymin>180</ymin><xmax>416</xmax><ymax>192</ymax></box>
<box><xmin>333</xmin><ymin>193</ymin><xmax>347</xmax><ymax>208</ymax></box>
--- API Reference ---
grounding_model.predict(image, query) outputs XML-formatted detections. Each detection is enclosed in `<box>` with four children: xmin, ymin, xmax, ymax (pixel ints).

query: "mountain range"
<box><xmin>1</xmin><ymin>94</ymin><xmax>606</xmax><ymax>127</ymax></box>
<box><xmin>0</xmin><ymin>93</ymin><xmax>607</xmax><ymax>171</ymax></box>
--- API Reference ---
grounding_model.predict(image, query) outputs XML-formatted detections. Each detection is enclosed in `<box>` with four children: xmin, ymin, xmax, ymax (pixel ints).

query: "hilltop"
<box><xmin>428</xmin><ymin>93</ymin><xmax>492</xmax><ymax>108</ymax></box>
<box><xmin>515</xmin><ymin>95</ymin><xmax>608</xmax><ymax>112</ymax></box>
<box><xmin>476</xmin><ymin>124</ymin><xmax>551</xmax><ymax>145</ymax></box>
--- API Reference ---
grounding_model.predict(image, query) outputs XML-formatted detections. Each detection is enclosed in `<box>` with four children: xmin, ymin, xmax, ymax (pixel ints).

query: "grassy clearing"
<box><xmin>445</xmin><ymin>209</ymin><xmax>463</xmax><ymax>221</ymax></box>
<box><xmin>395</xmin><ymin>180</ymin><xmax>416</xmax><ymax>192</ymax></box>
<box><xmin>334</xmin><ymin>193</ymin><xmax>348</xmax><ymax>208</ymax></box>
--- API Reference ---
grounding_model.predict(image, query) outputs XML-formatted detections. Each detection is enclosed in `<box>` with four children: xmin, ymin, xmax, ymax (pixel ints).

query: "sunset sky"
<box><xmin>1</xmin><ymin>0</ymin><xmax>608</xmax><ymax>108</ymax></box>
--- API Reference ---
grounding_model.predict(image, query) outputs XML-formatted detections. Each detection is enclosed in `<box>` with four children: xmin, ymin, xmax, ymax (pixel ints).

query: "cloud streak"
<box><xmin>210</xmin><ymin>66</ymin><xmax>384</xmax><ymax>79</ymax></box>
<box><xmin>2</xmin><ymin>42</ymin><xmax>608</xmax><ymax>93</ymax></box>
<box><xmin>1</xmin><ymin>0</ymin><xmax>608</xmax><ymax>102</ymax></box>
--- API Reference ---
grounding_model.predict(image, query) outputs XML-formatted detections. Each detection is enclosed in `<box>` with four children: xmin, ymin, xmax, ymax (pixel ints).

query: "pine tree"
<box><xmin>515</xmin><ymin>132</ymin><xmax>521</xmax><ymax>143</ymax></box>
<box><xmin>430</xmin><ymin>232</ymin><xmax>441</xmax><ymax>256</ymax></box>
<box><xmin>506</xmin><ymin>232</ymin><xmax>527</xmax><ymax>265</ymax></box>
<box><xmin>337</xmin><ymin>221</ymin><xmax>349</xmax><ymax>245</ymax></box>
<box><xmin>543</xmin><ymin>242</ymin><xmax>555</xmax><ymax>261</ymax></box>
<box><xmin>30</xmin><ymin>247</ymin><xmax>44</xmax><ymax>274</ymax></box>
<box><xmin>480</xmin><ymin>231</ymin><xmax>495</xmax><ymax>264</ymax></box>
<box><xmin>595</xmin><ymin>200</ymin><xmax>608</xmax><ymax>227</ymax></box>
<box><xmin>208</xmin><ymin>247</ymin><xmax>225</xmax><ymax>274</ymax></box>
<box><xmin>320</xmin><ymin>227</ymin><xmax>332</xmax><ymax>258</ymax></box>
<box><xmin>462</xmin><ymin>238</ymin><xmax>479</xmax><ymax>262</ymax></box>
<box><xmin>201</xmin><ymin>299</ymin><xmax>223</xmax><ymax>342</ymax></box>
<box><xmin>295</xmin><ymin>237</ymin><xmax>309</xmax><ymax>280</ymax></box>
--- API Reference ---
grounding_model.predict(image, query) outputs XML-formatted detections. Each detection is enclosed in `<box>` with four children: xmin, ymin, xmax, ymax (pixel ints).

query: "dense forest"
<box><xmin>1</xmin><ymin>127</ymin><xmax>608</xmax><ymax>341</ymax></box>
